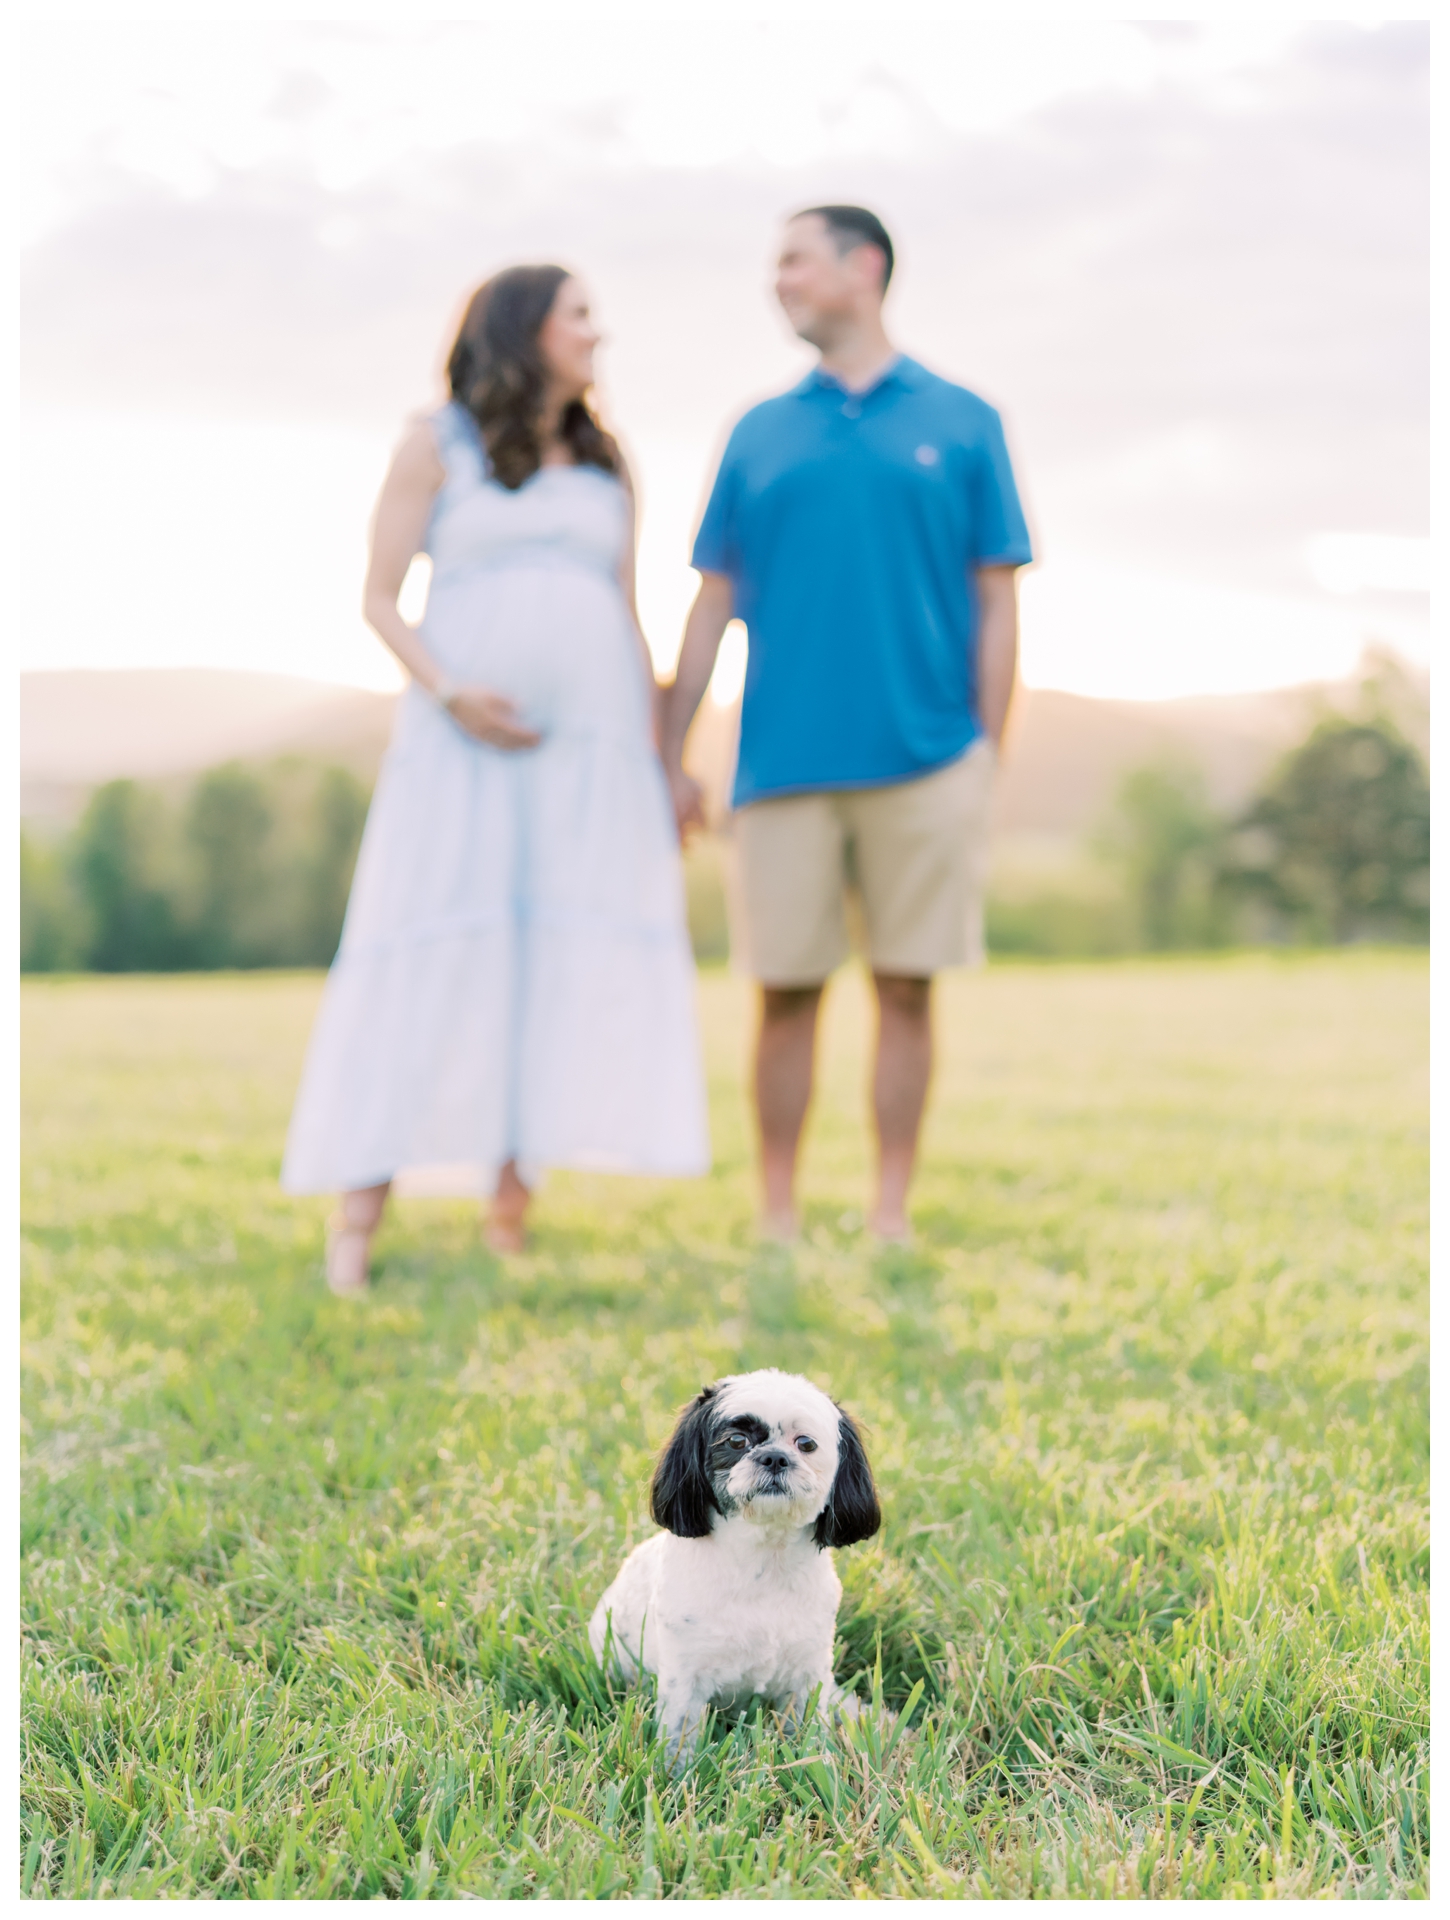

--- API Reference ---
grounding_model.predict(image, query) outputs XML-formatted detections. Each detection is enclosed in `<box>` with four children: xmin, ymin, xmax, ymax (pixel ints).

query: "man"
<box><xmin>662</xmin><ymin>205</ymin><xmax>1032</xmax><ymax>1242</ymax></box>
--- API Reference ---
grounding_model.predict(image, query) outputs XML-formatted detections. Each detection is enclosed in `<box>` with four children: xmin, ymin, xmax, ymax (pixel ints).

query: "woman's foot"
<box><xmin>484</xmin><ymin>1158</ymin><xmax>531</xmax><ymax>1255</ymax></box>
<box><xmin>325</xmin><ymin>1223</ymin><xmax>373</xmax><ymax>1295</ymax></box>
<box><xmin>482</xmin><ymin>1218</ymin><xmax>527</xmax><ymax>1255</ymax></box>
<box><xmin>324</xmin><ymin>1182</ymin><xmax>389</xmax><ymax>1296</ymax></box>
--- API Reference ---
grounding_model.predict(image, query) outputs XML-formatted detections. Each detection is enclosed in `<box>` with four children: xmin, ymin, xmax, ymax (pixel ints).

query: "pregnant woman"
<box><xmin>282</xmin><ymin>266</ymin><xmax>710</xmax><ymax>1290</ymax></box>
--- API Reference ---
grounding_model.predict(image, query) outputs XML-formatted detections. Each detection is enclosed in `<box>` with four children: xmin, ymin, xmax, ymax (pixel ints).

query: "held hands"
<box><xmin>666</xmin><ymin>763</ymin><xmax>707</xmax><ymax>843</ymax></box>
<box><xmin>441</xmin><ymin>685</ymin><xmax>542</xmax><ymax>751</ymax></box>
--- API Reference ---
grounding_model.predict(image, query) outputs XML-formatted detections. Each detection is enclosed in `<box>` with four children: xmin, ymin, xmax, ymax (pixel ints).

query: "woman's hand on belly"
<box><xmin>446</xmin><ymin>684</ymin><xmax>543</xmax><ymax>751</ymax></box>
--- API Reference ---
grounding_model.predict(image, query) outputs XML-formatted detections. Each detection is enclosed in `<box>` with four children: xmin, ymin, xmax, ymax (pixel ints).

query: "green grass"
<box><xmin>20</xmin><ymin>954</ymin><xmax>1428</xmax><ymax>1898</ymax></box>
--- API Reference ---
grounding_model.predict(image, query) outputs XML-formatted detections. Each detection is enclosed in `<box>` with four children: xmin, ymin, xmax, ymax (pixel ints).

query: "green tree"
<box><xmin>1224</xmin><ymin>717</ymin><xmax>1429</xmax><ymax>942</ymax></box>
<box><xmin>294</xmin><ymin>766</ymin><xmax>369</xmax><ymax>964</ymax></box>
<box><xmin>20</xmin><ymin>831</ymin><xmax>83</xmax><ymax>972</ymax></box>
<box><xmin>28</xmin><ymin>759</ymin><xmax>375</xmax><ymax>974</ymax></box>
<box><xmin>184</xmin><ymin>764</ymin><xmax>275</xmax><ymax>967</ymax></box>
<box><xmin>71</xmin><ymin>781</ymin><xmax>187</xmax><ymax>972</ymax></box>
<box><xmin>1097</xmin><ymin>759</ymin><xmax>1228</xmax><ymax>949</ymax></box>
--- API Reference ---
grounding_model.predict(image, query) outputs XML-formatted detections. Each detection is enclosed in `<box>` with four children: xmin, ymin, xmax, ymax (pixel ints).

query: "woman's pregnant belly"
<box><xmin>422</xmin><ymin>561</ymin><xmax>646</xmax><ymax>741</ymax></box>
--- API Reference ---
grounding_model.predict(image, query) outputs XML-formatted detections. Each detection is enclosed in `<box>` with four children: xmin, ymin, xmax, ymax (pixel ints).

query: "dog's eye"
<box><xmin>796</xmin><ymin>1436</ymin><xmax>818</xmax><ymax>1453</ymax></box>
<box><xmin>728</xmin><ymin>1433</ymin><xmax>749</xmax><ymax>1450</ymax></box>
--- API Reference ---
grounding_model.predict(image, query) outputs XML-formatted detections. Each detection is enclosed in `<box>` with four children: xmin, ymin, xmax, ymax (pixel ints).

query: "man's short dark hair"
<box><xmin>793</xmin><ymin>205</ymin><xmax>895</xmax><ymax>290</ymax></box>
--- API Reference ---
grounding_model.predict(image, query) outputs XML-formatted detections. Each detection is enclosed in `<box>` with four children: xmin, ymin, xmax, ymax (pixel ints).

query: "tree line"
<box><xmin>21</xmin><ymin>760</ymin><xmax>370</xmax><ymax>973</ymax></box>
<box><xmin>19</xmin><ymin>699</ymin><xmax>1429</xmax><ymax>974</ymax></box>
<box><xmin>989</xmin><ymin>702</ymin><xmax>1428</xmax><ymax>956</ymax></box>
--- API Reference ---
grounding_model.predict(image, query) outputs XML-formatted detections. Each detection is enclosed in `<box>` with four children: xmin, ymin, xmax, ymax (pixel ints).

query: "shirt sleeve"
<box><xmin>967</xmin><ymin>406</ymin><xmax>1033</xmax><ymax>567</ymax></box>
<box><xmin>690</xmin><ymin>429</ymin><xmax>744</xmax><ymax>576</ymax></box>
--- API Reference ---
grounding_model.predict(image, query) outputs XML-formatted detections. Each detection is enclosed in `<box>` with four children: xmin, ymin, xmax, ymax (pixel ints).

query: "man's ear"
<box><xmin>649</xmin><ymin>1385</ymin><xmax>720</xmax><ymax>1538</ymax></box>
<box><xmin>814</xmin><ymin>1407</ymin><xmax>881</xmax><ymax>1549</ymax></box>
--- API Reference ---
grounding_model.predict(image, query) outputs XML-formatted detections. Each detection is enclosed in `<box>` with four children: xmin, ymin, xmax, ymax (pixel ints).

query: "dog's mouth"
<box><xmin>747</xmin><ymin>1471</ymin><xmax>796</xmax><ymax>1499</ymax></box>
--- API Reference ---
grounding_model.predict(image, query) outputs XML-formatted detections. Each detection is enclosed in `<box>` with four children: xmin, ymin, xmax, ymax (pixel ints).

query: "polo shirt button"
<box><xmin>842</xmin><ymin>400</ymin><xmax>861</xmax><ymax>419</ymax></box>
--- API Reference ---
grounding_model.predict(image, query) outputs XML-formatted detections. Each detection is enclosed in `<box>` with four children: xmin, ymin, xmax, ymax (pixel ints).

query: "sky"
<box><xmin>16</xmin><ymin>15</ymin><xmax>1431</xmax><ymax>703</ymax></box>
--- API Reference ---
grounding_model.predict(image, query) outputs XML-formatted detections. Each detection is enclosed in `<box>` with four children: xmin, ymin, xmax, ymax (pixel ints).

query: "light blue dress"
<box><xmin>282</xmin><ymin>404</ymin><xmax>710</xmax><ymax>1195</ymax></box>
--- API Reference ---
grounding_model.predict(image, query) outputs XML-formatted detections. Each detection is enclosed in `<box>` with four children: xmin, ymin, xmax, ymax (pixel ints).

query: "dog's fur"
<box><xmin>588</xmin><ymin>1369</ymin><xmax>881</xmax><ymax>1766</ymax></box>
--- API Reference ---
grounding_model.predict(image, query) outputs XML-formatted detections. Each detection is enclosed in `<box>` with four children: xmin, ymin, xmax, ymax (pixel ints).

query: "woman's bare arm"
<box><xmin>658</xmin><ymin>572</ymin><xmax>734</xmax><ymax>836</ymax></box>
<box><xmin>363</xmin><ymin>421</ymin><xmax>541</xmax><ymax>751</ymax></box>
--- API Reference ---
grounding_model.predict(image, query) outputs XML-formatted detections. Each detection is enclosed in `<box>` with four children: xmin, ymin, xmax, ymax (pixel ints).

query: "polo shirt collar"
<box><xmin>796</xmin><ymin>353</ymin><xmax>924</xmax><ymax>400</ymax></box>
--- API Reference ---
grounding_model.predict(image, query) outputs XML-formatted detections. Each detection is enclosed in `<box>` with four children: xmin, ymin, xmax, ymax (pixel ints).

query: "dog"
<box><xmin>589</xmin><ymin>1368</ymin><xmax>881</xmax><ymax>1768</ymax></box>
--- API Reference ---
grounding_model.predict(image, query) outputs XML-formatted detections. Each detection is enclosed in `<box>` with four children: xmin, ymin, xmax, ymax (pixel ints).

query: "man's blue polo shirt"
<box><xmin>692</xmin><ymin>355</ymin><xmax>1032</xmax><ymax>807</ymax></box>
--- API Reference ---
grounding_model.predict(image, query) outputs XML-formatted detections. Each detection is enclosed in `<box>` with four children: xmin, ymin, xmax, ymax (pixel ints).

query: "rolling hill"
<box><xmin>20</xmin><ymin>658</ymin><xmax>1423</xmax><ymax>847</ymax></box>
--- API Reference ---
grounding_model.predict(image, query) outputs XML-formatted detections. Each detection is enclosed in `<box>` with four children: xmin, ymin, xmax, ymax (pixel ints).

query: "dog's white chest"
<box><xmin>652</xmin><ymin>1532</ymin><xmax>843</xmax><ymax>1706</ymax></box>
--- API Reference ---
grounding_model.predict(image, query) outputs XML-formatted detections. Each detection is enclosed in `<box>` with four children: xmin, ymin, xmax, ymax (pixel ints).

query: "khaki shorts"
<box><xmin>729</xmin><ymin>740</ymin><xmax>996</xmax><ymax>985</ymax></box>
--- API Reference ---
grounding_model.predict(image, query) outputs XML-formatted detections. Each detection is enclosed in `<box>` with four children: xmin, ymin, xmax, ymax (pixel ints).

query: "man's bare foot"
<box><xmin>868</xmin><ymin>1212</ymin><xmax>913</xmax><ymax>1248</ymax></box>
<box><xmin>758</xmin><ymin>1209</ymin><xmax>801</xmax><ymax>1245</ymax></box>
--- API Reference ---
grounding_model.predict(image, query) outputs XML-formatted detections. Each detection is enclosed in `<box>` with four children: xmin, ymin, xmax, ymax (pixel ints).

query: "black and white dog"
<box><xmin>589</xmin><ymin>1369</ymin><xmax>881</xmax><ymax>1767</ymax></box>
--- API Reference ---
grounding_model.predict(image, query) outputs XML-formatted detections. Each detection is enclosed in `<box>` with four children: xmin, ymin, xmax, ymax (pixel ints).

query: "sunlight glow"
<box><xmin>397</xmin><ymin>555</ymin><xmax>432</xmax><ymax>629</ymax></box>
<box><xmin>1305</xmin><ymin>534</ymin><xmax>1431</xmax><ymax>597</ymax></box>
<box><xmin>710</xmin><ymin>623</ymin><xmax>749</xmax><ymax>708</ymax></box>
<box><xmin>1018</xmin><ymin>551</ymin><xmax>1429</xmax><ymax>702</ymax></box>
<box><xmin>16</xmin><ymin>409</ymin><xmax>406</xmax><ymax>692</ymax></box>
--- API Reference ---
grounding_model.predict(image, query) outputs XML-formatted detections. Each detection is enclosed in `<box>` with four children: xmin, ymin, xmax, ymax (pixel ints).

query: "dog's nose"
<box><xmin>756</xmin><ymin>1449</ymin><xmax>790</xmax><ymax>1472</ymax></box>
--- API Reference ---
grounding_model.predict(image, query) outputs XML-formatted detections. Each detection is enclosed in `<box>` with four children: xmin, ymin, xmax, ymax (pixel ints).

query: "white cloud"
<box><xmin>15</xmin><ymin>18</ymin><xmax>1315</xmax><ymax>245</ymax></box>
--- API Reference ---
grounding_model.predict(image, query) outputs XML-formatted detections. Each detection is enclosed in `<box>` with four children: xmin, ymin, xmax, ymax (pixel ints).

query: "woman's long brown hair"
<box><xmin>446</xmin><ymin>266</ymin><xmax>620</xmax><ymax>491</ymax></box>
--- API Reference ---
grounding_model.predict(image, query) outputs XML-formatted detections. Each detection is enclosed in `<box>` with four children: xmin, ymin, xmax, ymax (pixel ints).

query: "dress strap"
<box><xmin>431</xmin><ymin>401</ymin><xmax>489</xmax><ymax>486</ymax></box>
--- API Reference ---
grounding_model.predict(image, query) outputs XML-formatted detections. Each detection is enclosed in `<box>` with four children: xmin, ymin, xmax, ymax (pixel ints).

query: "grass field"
<box><xmin>20</xmin><ymin>955</ymin><xmax>1428</xmax><ymax>1898</ymax></box>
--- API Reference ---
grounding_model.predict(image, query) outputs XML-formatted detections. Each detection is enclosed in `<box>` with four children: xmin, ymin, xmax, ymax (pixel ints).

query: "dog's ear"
<box><xmin>650</xmin><ymin>1384</ymin><xmax>721</xmax><ymax>1538</ymax></box>
<box><xmin>814</xmin><ymin>1407</ymin><xmax>882</xmax><ymax>1549</ymax></box>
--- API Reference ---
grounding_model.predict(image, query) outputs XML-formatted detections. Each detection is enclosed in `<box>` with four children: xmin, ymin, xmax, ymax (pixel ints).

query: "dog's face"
<box><xmin>650</xmin><ymin>1368</ymin><xmax>881</xmax><ymax>1547</ymax></box>
<box><xmin>706</xmin><ymin>1372</ymin><xmax>842</xmax><ymax>1527</ymax></box>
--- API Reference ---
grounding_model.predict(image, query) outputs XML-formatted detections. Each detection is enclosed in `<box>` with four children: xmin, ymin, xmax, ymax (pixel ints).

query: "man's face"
<box><xmin>775</xmin><ymin>214</ymin><xmax>877</xmax><ymax>347</ymax></box>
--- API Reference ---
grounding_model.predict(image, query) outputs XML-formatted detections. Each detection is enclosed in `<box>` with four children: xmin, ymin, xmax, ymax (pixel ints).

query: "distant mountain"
<box><xmin>994</xmin><ymin>686</ymin><xmax>1315</xmax><ymax>832</ymax></box>
<box><xmin>684</xmin><ymin>662</ymin><xmax>1425</xmax><ymax>843</ymax></box>
<box><xmin>20</xmin><ymin>670</ymin><xmax>397</xmax><ymax>821</ymax></box>
<box><xmin>20</xmin><ymin>658</ymin><xmax>1425</xmax><ymax>840</ymax></box>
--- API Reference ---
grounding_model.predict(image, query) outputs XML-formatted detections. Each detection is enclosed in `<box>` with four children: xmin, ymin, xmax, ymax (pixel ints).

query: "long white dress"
<box><xmin>281</xmin><ymin>403</ymin><xmax>710</xmax><ymax>1196</ymax></box>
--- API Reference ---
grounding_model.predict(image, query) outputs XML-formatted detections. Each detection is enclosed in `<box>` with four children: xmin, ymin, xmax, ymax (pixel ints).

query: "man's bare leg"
<box><xmin>485</xmin><ymin>1157</ymin><xmax>531</xmax><ymax>1255</ymax></box>
<box><xmin>755</xmin><ymin>984</ymin><xmax>824</xmax><ymax>1237</ymax></box>
<box><xmin>870</xmin><ymin>972</ymin><xmax>932</xmax><ymax>1241</ymax></box>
